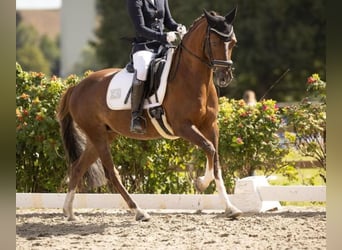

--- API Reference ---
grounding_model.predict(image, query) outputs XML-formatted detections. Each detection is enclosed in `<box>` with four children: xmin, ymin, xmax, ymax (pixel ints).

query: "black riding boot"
<box><xmin>130</xmin><ymin>72</ymin><xmax>146</xmax><ymax>134</ymax></box>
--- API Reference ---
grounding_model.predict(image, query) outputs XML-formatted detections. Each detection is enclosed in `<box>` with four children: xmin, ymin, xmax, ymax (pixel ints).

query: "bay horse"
<box><xmin>57</xmin><ymin>8</ymin><xmax>242</xmax><ymax>221</ymax></box>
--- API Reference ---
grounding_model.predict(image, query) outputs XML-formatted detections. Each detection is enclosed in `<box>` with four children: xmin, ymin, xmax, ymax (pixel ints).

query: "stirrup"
<box><xmin>130</xmin><ymin>116</ymin><xmax>146</xmax><ymax>134</ymax></box>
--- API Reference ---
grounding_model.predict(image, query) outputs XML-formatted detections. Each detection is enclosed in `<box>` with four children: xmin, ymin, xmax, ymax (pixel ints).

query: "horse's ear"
<box><xmin>203</xmin><ymin>9</ymin><xmax>216</xmax><ymax>27</ymax></box>
<box><xmin>225</xmin><ymin>6</ymin><xmax>238</xmax><ymax>24</ymax></box>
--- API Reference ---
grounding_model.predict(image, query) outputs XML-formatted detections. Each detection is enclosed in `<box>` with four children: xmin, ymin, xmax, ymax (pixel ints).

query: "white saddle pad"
<box><xmin>106</xmin><ymin>48</ymin><xmax>174</xmax><ymax>110</ymax></box>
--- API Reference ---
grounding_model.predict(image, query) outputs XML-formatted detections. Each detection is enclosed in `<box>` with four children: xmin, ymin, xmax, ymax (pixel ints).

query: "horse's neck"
<box><xmin>169</xmin><ymin>18</ymin><xmax>214</xmax><ymax>93</ymax></box>
<box><xmin>169</xmin><ymin>45</ymin><xmax>213</xmax><ymax>97</ymax></box>
<box><xmin>175</xmin><ymin>37</ymin><xmax>212</xmax><ymax>81</ymax></box>
<box><xmin>179</xmin><ymin>20</ymin><xmax>211</xmax><ymax>75</ymax></box>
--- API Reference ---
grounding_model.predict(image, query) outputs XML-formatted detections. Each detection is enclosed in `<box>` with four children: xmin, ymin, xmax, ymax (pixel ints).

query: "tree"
<box><xmin>16</xmin><ymin>12</ymin><xmax>60</xmax><ymax>76</ymax></box>
<box><xmin>93</xmin><ymin>0</ymin><xmax>133</xmax><ymax>68</ymax></box>
<box><xmin>16</xmin><ymin>22</ymin><xmax>40</xmax><ymax>49</ymax></box>
<box><xmin>40</xmin><ymin>35</ymin><xmax>60</xmax><ymax>75</ymax></box>
<box><xmin>17</xmin><ymin>45</ymin><xmax>51</xmax><ymax>75</ymax></box>
<box><xmin>219</xmin><ymin>0</ymin><xmax>326</xmax><ymax>101</ymax></box>
<box><xmin>72</xmin><ymin>44</ymin><xmax>105</xmax><ymax>76</ymax></box>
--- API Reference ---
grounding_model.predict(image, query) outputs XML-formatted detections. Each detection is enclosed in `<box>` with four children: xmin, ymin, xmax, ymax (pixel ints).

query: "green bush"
<box><xmin>16</xmin><ymin>62</ymin><xmax>67</xmax><ymax>192</ymax></box>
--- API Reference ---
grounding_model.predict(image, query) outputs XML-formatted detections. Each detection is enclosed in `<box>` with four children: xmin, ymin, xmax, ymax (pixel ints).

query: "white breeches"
<box><xmin>133</xmin><ymin>50</ymin><xmax>156</xmax><ymax>81</ymax></box>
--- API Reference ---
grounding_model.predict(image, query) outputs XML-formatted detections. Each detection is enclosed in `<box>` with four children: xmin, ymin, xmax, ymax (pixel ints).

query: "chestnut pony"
<box><xmin>58</xmin><ymin>8</ymin><xmax>242</xmax><ymax>221</ymax></box>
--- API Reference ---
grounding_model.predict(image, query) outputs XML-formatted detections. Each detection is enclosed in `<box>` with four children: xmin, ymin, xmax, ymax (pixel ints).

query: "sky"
<box><xmin>16</xmin><ymin>0</ymin><xmax>62</xmax><ymax>10</ymax></box>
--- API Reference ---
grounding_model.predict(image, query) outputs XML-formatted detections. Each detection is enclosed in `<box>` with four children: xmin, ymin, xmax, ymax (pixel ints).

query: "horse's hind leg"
<box><xmin>63</xmin><ymin>142</ymin><xmax>99</xmax><ymax>221</ymax></box>
<box><xmin>87</xmin><ymin>129</ymin><xmax>151</xmax><ymax>221</ymax></box>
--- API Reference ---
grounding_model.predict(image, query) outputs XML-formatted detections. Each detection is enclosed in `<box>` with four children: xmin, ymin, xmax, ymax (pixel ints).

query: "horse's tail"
<box><xmin>57</xmin><ymin>86</ymin><xmax>107</xmax><ymax>190</ymax></box>
<box><xmin>57</xmin><ymin>86</ymin><xmax>81</xmax><ymax>165</ymax></box>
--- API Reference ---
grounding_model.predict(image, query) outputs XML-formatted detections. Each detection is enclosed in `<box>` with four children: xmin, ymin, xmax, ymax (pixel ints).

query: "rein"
<box><xmin>180</xmin><ymin>42</ymin><xmax>213</xmax><ymax>68</ymax></box>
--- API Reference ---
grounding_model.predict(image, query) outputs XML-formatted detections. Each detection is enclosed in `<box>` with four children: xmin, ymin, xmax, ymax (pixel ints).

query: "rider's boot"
<box><xmin>130</xmin><ymin>72</ymin><xmax>146</xmax><ymax>134</ymax></box>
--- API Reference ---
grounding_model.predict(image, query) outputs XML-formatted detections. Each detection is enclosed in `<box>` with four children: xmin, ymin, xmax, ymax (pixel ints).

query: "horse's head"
<box><xmin>203</xmin><ymin>8</ymin><xmax>237</xmax><ymax>87</ymax></box>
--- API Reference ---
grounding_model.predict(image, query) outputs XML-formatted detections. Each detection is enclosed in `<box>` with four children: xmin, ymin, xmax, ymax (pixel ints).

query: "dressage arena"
<box><xmin>16</xmin><ymin>178</ymin><xmax>326</xmax><ymax>249</ymax></box>
<box><xmin>16</xmin><ymin>206</ymin><xmax>325</xmax><ymax>249</ymax></box>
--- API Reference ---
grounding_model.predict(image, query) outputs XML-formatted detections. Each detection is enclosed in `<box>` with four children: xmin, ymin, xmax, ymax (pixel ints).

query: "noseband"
<box><xmin>180</xmin><ymin>25</ymin><xmax>235</xmax><ymax>86</ymax></box>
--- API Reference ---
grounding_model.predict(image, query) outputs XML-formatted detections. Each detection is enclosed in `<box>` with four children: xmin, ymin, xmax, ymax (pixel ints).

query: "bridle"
<box><xmin>180</xmin><ymin>26</ymin><xmax>234</xmax><ymax>68</ymax></box>
<box><xmin>180</xmin><ymin>25</ymin><xmax>235</xmax><ymax>87</ymax></box>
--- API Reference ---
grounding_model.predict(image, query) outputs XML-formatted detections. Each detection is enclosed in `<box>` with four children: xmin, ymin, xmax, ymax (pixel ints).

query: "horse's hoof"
<box><xmin>63</xmin><ymin>208</ymin><xmax>77</xmax><ymax>221</ymax></box>
<box><xmin>135</xmin><ymin>209</ymin><xmax>151</xmax><ymax>221</ymax></box>
<box><xmin>225</xmin><ymin>207</ymin><xmax>243</xmax><ymax>219</ymax></box>
<box><xmin>67</xmin><ymin>215</ymin><xmax>77</xmax><ymax>221</ymax></box>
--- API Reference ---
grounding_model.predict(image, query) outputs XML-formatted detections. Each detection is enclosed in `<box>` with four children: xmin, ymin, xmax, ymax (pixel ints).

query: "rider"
<box><xmin>127</xmin><ymin>0</ymin><xmax>186</xmax><ymax>134</ymax></box>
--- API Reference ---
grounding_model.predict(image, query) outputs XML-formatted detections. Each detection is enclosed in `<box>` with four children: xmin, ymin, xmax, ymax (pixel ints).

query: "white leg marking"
<box><xmin>63</xmin><ymin>189</ymin><xmax>76</xmax><ymax>221</ymax></box>
<box><xmin>215</xmin><ymin>169</ymin><xmax>234</xmax><ymax>207</ymax></box>
<box><xmin>215</xmin><ymin>169</ymin><xmax>242</xmax><ymax>218</ymax></box>
<box><xmin>196</xmin><ymin>160</ymin><xmax>214</xmax><ymax>191</ymax></box>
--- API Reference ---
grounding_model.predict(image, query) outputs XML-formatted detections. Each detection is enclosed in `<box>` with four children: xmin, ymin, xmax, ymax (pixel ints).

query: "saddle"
<box><xmin>125</xmin><ymin>47</ymin><xmax>169</xmax><ymax>102</ymax></box>
<box><xmin>106</xmin><ymin>47</ymin><xmax>177</xmax><ymax>139</ymax></box>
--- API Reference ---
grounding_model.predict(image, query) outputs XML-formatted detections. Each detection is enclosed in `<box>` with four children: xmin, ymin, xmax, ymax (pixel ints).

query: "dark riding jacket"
<box><xmin>127</xmin><ymin>0</ymin><xmax>180</xmax><ymax>53</ymax></box>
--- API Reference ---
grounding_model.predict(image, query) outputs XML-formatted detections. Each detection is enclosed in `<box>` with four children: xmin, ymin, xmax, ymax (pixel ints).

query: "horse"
<box><xmin>57</xmin><ymin>7</ymin><xmax>242</xmax><ymax>221</ymax></box>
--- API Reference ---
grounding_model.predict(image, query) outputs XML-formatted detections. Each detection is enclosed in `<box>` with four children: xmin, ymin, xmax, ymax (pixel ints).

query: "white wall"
<box><xmin>60</xmin><ymin>0</ymin><xmax>96</xmax><ymax>77</ymax></box>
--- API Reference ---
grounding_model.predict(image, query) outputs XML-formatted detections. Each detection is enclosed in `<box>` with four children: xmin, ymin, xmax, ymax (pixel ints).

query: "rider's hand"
<box><xmin>177</xmin><ymin>24</ymin><xmax>187</xmax><ymax>37</ymax></box>
<box><xmin>166</xmin><ymin>32</ymin><xmax>177</xmax><ymax>43</ymax></box>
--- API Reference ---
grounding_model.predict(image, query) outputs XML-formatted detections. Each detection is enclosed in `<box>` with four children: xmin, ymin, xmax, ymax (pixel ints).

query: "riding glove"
<box><xmin>177</xmin><ymin>24</ymin><xmax>187</xmax><ymax>37</ymax></box>
<box><xmin>166</xmin><ymin>32</ymin><xmax>177</xmax><ymax>43</ymax></box>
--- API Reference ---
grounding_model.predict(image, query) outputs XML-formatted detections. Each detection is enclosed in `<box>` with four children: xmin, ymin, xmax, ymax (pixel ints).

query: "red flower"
<box><xmin>240</xmin><ymin>112</ymin><xmax>248</xmax><ymax>117</ymax></box>
<box><xmin>22</xmin><ymin>109</ymin><xmax>29</xmax><ymax>116</ymax></box>
<box><xmin>236</xmin><ymin>137</ymin><xmax>244</xmax><ymax>145</ymax></box>
<box><xmin>35</xmin><ymin>115</ymin><xmax>44</xmax><ymax>121</ymax></box>
<box><xmin>307</xmin><ymin>76</ymin><xmax>315</xmax><ymax>84</ymax></box>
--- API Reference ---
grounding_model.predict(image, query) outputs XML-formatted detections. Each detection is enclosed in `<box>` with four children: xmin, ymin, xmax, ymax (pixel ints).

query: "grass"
<box><xmin>267</xmin><ymin>168</ymin><xmax>326</xmax><ymax>186</ymax></box>
<box><xmin>255</xmin><ymin>167</ymin><xmax>326</xmax><ymax>207</ymax></box>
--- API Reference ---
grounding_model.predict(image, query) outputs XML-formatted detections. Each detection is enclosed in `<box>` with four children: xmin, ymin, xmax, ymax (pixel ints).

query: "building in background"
<box><xmin>60</xmin><ymin>0</ymin><xmax>96</xmax><ymax>77</ymax></box>
<box><xmin>16</xmin><ymin>0</ymin><xmax>97</xmax><ymax>77</ymax></box>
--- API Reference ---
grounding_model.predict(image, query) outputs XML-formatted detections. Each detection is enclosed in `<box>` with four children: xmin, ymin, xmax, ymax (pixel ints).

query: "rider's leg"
<box><xmin>130</xmin><ymin>50</ymin><xmax>155</xmax><ymax>134</ymax></box>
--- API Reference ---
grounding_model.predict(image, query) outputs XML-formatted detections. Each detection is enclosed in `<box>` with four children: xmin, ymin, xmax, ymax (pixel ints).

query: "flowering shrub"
<box><xmin>218</xmin><ymin>97</ymin><xmax>290</xmax><ymax>191</ymax></box>
<box><xmin>282</xmin><ymin>74</ymin><xmax>326</xmax><ymax>182</ymax></box>
<box><xmin>16</xmin><ymin>62</ymin><xmax>82</xmax><ymax>192</ymax></box>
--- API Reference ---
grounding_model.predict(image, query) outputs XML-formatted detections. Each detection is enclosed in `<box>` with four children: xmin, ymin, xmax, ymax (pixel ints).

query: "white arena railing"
<box><xmin>16</xmin><ymin>176</ymin><xmax>326</xmax><ymax>213</ymax></box>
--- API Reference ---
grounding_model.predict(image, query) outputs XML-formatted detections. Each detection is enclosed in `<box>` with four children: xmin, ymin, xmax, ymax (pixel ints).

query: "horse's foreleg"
<box><xmin>203</xmin><ymin>126</ymin><xmax>242</xmax><ymax>218</ymax></box>
<box><xmin>214</xmin><ymin>168</ymin><xmax>242</xmax><ymax>218</ymax></box>
<box><xmin>175</xmin><ymin>125</ymin><xmax>216</xmax><ymax>191</ymax></box>
<box><xmin>177</xmin><ymin>124</ymin><xmax>242</xmax><ymax>218</ymax></box>
<box><xmin>196</xmin><ymin>155</ymin><xmax>241</xmax><ymax>218</ymax></box>
<box><xmin>195</xmin><ymin>159</ymin><xmax>214</xmax><ymax>192</ymax></box>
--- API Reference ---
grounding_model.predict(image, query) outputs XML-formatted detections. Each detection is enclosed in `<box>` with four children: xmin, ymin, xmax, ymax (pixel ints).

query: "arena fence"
<box><xmin>16</xmin><ymin>176</ymin><xmax>326</xmax><ymax>213</ymax></box>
